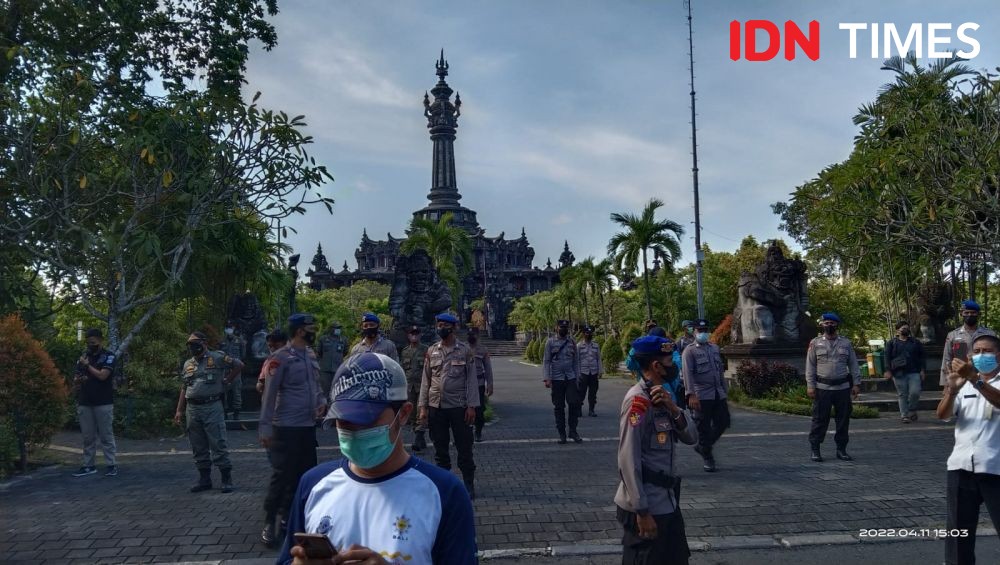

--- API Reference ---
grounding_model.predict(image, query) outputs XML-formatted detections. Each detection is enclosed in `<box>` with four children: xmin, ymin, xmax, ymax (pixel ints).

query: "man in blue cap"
<box><xmin>258</xmin><ymin>313</ymin><xmax>327</xmax><ymax>546</ymax></box>
<box><xmin>940</xmin><ymin>300</ymin><xmax>995</xmax><ymax>390</ymax></box>
<box><xmin>350</xmin><ymin>312</ymin><xmax>399</xmax><ymax>362</ymax></box>
<box><xmin>277</xmin><ymin>352</ymin><xmax>477</xmax><ymax>565</ymax></box>
<box><xmin>418</xmin><ymin>312</ymin><xmax>480</xmax><ymax>498</ymax></box>
<box><xmin>615</xmin><ymin>335</ymin><xmax>697</xmax><ymax>565</ymax></box>
<box><xmin>806</xmin><ymin>312</ymin><xmax>861</xmax><ymax>462</ymax></box>
<box><xmin>543</xmin><ymin>319</ymin><xmax>583</xmax><ymax>444</ymax></box>
<box><xmin>682</xmin><ymin>319</ymin><xmax>729</xmax><ymax>472</ymax></box>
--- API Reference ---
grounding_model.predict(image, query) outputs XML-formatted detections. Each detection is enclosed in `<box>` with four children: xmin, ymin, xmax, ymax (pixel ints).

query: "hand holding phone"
<box><xmin>293</xmin><ymin>533</ymin><xmax>337</xmax><ymax>560</ymax></box>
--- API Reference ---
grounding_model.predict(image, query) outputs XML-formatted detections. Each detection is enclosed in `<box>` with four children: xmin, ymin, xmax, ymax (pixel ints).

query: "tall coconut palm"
<box><xmin>608</xmin><ymin>198</ymin><xmax>684</xmax><ymax>321</ymax></box>
<box><xmin>578</xmin><ymin>256</ymin><xmax>615</xmax><ymax>334</ymax></box>
<box><xmin>400</xmin><ymin>212</ymin><xmax>474</xmax><ymax>310</ymax></box>
<box><xmin>558</xmin><ymin>264</ymin><xmax>587</xmax><ymax>325</ymax></box>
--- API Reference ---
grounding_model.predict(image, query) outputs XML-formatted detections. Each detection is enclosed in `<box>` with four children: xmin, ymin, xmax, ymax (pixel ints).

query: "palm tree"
<box><xmin>577</xmin><ymin>256</ymin><xmax>615</xmax><ymax>334</ymax></box>
<box><xmin>608</xmin><ymin>198</ymin><xmax>684</xmax><ymax>321</ymax></box>
<box><xmin>400</xmin><ymin>212</ymin><xmax>473</xmax><ymax>309</ymax></box>
<box><xmin>558</xmin><ymin>264</ymin><xmax>587</xmax><ymax>325</ymax></box>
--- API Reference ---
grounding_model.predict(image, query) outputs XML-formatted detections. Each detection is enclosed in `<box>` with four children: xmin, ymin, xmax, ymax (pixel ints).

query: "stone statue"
<box><xmin>389</xmin><ymin>250</ymin><xmax>453</xmax><ymax>343</ymax></box>
<box><xmin>731</xmin><ymin>243</ymin><xmax>810</xmax><ymax>344</ymax></box>
<box><xmin>915</xmin><ymin>281</ymin><xmax>954</xmax><ymax>344</ymax></box>
<box><xmin>226</xmin><ymin>290</ymin><xmax>268</xmax><ymax>343</ymax></box>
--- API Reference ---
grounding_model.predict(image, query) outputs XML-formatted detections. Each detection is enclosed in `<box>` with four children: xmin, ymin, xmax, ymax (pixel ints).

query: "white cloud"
<box><xmin>551</xmin><ymin>213</ymin><xmax>572</xmax><ymax>225</ymax></box>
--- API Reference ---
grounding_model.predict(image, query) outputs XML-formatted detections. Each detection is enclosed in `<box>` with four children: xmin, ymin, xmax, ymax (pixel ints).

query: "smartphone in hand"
<box><xmin>294</xmin><ymin>533</ymin><xmax>337</xmax><ymax>560</ymax></box>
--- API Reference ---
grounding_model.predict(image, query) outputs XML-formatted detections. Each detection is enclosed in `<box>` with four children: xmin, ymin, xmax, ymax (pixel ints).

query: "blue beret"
<box><xmin>435</xmin><ymin>313</ymin><xmax>458</xmax><ymax>324</ymax></box>
<box><xmin>821</xmin><ymin>312</ymin><xmax>841</xmax><ymax>323</ymax></box>
<box><xmin>648</xmin><ymin>327</ymin><xmax>667</xmax><ymax>338</ymax></box>
<box><xmin>631</xmin><ymin>335</ymin><xmax>674</xmax><ymax>355</ymax></box>
<box><xmin>287</xmin><ymin>313</ymin><xmax>316</xmax><ymax>326</ymax></box>
<box><xmin>962</xmin><ymin>300</ymin><xmax>981</xmax><ymax>312</ymax></box>
<box><xmin>361</xmin><ymin>312</ymin><xmax>380</xmax><ymax>324</ymax></box>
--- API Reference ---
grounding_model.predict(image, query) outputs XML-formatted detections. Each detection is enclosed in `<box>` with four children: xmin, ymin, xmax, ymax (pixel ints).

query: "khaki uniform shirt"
<box><xmin>182</xmin><ymin>351</ymin><xmax>235</xmax><ymax>399</ymax></box>
<box><xmin>941</xmin><ymin>325</ymin><xmax>996</xmax><ymax>386</ymax></box>
<box><xmin>470</xmin><ymin>342</ymin><xmax>494</xmax><ymax>388</ymax></box>
<box><xmin>401</xmin><ymin>343</ymin><xmax>429</xmax><ymax>387</ymax></box>
<box><xmin>350</xmin><ymin>335</ymin><xmax>400</xmax><ymax>363</ymax></box>
<box><xmin>806</xmin><ymin>335</ymin><xmax>860</xmax><ymax>391</ymax></box>
<box><xmin>614</xmin><ymin>382</ymin><xmax>697</xmax><ymax>516</ymax></box>
<box><xmin>419</xmin><ymin>341</ymin><xmax>479</xmax><ymax>410</ymax></box>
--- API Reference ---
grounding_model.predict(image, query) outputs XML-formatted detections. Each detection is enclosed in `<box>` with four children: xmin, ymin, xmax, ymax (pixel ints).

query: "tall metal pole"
<box><xmin>686</xmin><ymin>0</ymin><xmax>705</xmax><ymax>319</ymax></box>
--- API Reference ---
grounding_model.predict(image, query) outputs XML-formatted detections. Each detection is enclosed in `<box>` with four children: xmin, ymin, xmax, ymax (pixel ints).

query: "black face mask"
<box><xmin>188</xmin><ymin>343</ymin><xmax>205</xmax><ymax>356</ymax></box>
<box><xmin>558</xmin><ymin>328</ymin><xmax>568</xmax><ymax>337</ymax></box>
<box><xmin>437</xmin><ymin>327</ymin><xmax>453</xmax><ymax>339</ymax></box>
<box><xmin>657</xmin><ymin>361</ymin><xmax>678</xmax><ymax>382</ymax></box>
<box><xmin>468</xmin><ymin>336</ymin><xmax>478</xmax><ymax>345</ymax></box>
<box><xmin>965</xmin><ymin>315</ymin><xmax>979</xmax><ymax>326</ymax></box>
<box><xmin>87</xmin><ymin>344</ymin><xmax>100</xmax><ymax>354</ymax></box>
<box><xmin>303</xmin><ymin>331</ymin><xmax>316</xmax><ymax>345</ymax></box>
<box><xmin>362</xmin><ymin>327</ymin><xmax>379</xmax><ymax>338</ymax></box>
<box><xmin>823</xmin><ymin>325</ymin><xmax>837</xmax><ymax>335</ymax></box>
<box><xmin>899</xmin><ymin>328</ymin><xmax>911</xmax><ymax>337</ymax></box>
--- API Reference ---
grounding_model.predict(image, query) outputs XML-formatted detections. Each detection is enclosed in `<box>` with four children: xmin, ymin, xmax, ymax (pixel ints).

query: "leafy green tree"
<box><xmin>400</xmin><ymin>212</ymin><xmax>473</xmax><ymax>310</ymax></box>
<box><xmin>608</xmin><ymin>198</ymin><xmax>685</xmax><ymax>320</ymax></box>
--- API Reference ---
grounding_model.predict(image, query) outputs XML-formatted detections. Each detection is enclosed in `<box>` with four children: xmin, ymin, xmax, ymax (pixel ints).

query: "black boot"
<box><xmin>810</xmin><ymin>444</ymin><xmax>823</xmax><ymax>462</ymax></box>
<box><xmin>190</xmin><ymin>469</ymin><xmax>212</xmax><ymax>492</ymax></box>
<box><xmin>261</xmin><ymin>515</ymin><xmax>277</xmax><ymax>547</ymax></box>
<box><xmin>220</xmin><ymin>468</ymin><xmax>234</xmax><ymax>493</ymax></box>
<box><xmin>569</xmin><ymin>431</ymin><xmax>583</xmax><ymax>444</ymax></box>
<box><xmin>234</xmin><ymin>411</ymin><xmax>247</xmax><ymax>431</ymax></box>
<box><xmin>474</xmin><ymin>428</ymin><xmax>483</xmax><ymax>443</ymax></box>
<box><xmin>464</xmin><ymin>477</ymin><xmax>476</xmax><ymax>500</ymax></box>
<box><xmin>589</xmin><ymin>407</ymin><xmax>597</xmax><ymax>417</ymax></box>
<box><xmin>412</xmin><ymin>430</ymin><xmax>426</xmax><ymax>452</ymax></box>
<box><xmin>557</xmin><ymin>430</ymin><xmax>567</xmax><ymax>444</ymax></box>
<box><xmin>836</xmin><ymin>448</ymin><xmax>853</xmax><ymax>461</ymax></box>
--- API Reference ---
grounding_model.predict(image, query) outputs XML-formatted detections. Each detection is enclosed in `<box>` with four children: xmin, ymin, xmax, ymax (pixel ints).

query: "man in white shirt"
<box><xmin>278</xmin><ymin>352</ymin><xmax>477</xmax><ymax>565</ymax></box>
<box><xmin>937</xmin><ymin>333</ymin><xmax>1000</xmax><ymax>565</ymax></box>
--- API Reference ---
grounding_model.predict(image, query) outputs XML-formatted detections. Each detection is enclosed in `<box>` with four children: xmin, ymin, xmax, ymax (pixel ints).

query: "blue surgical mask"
<box><xmin>696</xmin><ymin>332</ymin><xmax>710</xmax><ymax>344</ymax></box>
<box><xmin>337</xmin><ymin>411</ymin><xmax>400</xmax><ymax>469</ymax></box>
<box><xmin>973</xmin><ymin>353</ymin><xmax>998</xmax><ymax>375</ymax></box>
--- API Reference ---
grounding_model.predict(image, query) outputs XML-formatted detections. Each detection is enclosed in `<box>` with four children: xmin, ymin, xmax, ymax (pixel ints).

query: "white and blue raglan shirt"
<box><xmin>276</xmin><ymin>457</ymin><xmax>478</xmax><ymax>565</ymax></box>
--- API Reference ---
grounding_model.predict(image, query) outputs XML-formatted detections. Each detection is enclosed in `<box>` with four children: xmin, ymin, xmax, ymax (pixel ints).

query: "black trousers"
<box><xmin>617</xmin><ymin>507</ymin><xmax>690</xmax><ymax>565</ymax></box>
<box><xmin>428</xmin><ymin>406</ymin><xmax>475</xmax><ymax>480</ymax></box>
<box><xmin>264</xmin><ymin>426</ymin><xmax>317</xmax><ymax>520</ymax></box>
<box><xmin>946</xmin><ymin>470</ymin><xmax>1000</xmax><ymax>565</ymax></box>
<box><xmin>475</xmin><ymin>385</ymin><xmax>487</xmax><ymax>434</ymax></box>
<box><xmin>694</xmin><ymin>394</ymin><xmax>730</xmax><ymax>451</ymax></box>
<box><xmin>551</xmin><ymin>379</ymin><xmax>582</xmax><ymax>435</ymax></box>
<box><xmin>808</xmin><ymin>388</ymin><xmax>852</xmax><ymax>448</ymax></box>
<box><xmin>580</xmin><ymin>373</ymin><xmax>600</xmax><ymax>411</ymax></box>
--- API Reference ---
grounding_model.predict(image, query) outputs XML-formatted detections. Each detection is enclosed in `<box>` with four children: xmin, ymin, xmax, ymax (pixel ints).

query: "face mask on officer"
<box><xmin>695</xmin><ymin>331</ymin><xmax>710</xmax><ymax>344</ymax></box>
<box><xmin>657</xmin><ymin>357</ymin><xmax>679</xmax><ymax>381</ymax></box>
<box><xmin>302</xmin><ymin>328</ymin><xmax>316</xmax><ymax>345</ymax></box>
<box><xmin>899</xmin><ymin>327</ymin><xmax>911</xmax><ymax>337</ymax></box>
<box><xmin>437</xmin><ymin>326</ymin><xmax>453</xmax><ymax>339</ymax></box>
<box><xmin>337</xmin><ymin>409</ymin><xmax>402</xmax><ymax>469</ymax></box>
<box><xmin>468</xmin><ymin>334</ymin><xmax>478</xmax><ymax>345</ymax></box>
<box><xmin>823</xmin><ymin>324</ymin><xmax>837</xmax><ymax>336</ymax></box>
<box><xmin>685</xmin><ymin>326</ymin><xmax>694</xmax><ymax>335</ymax></box>
<box><xmin>224</xmin><ymin>327</ymin><xmax>234</xmax><ymax>336</ymax></box>
<box><xmin>189</xmin><ymin>342</ymin><xmax>205</xmax><ymax>356</ymax></box>
<box><xmin>973</xmin><ymin>352</ymin><xmax>999</xmax><ymax>375</ymax></box>
<box><xmin>558</xmin><ymin>327</ymin><xmax>568</xmax><ymax>337</ymax></box>
<box><xmin>86</xmin><ymin>341</ymin><xmax>100</xmax><ymax>354</ymax></box>
<box><xmin>964</xmin><ymin>314</ymin><xmax>980</xmax><ymax>327</ymax></box>
<box><xmin>333</xmin><ymin>328</ymin><xmax>341</xmax><ymax>336</ymax></box>
<box><xmin>408</xmin><ymin>332</ymin><xmax>420</xmax><ymax>343</ymax></box>
<box><xmin>362</xmin><ymin>326</ymin><xmax>379</xmax><ymax>338</ymax></box>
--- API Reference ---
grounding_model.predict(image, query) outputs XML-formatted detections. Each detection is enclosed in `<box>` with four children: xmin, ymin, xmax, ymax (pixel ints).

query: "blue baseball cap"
<box><xmin>324</xmin><ymin>353</ymin><xmax>408</xmax><ymax>426</ymax></box>
<box><xmin>631</xmin><ymin>335</ymin><xmax>675</xmax><ymax>355</ymax></box>
<box><xmin>821</xmin><ymin>312</ymin><xmax>841</xmax><ymax>324</ymax></box>
<box><xmin>361</xmin><ymin>312</ymin><xmax>380</xmax><ymax>324</ymax></box>
<box><xmin>962</xmin><ymin>300</ymin><xmax>981</xmax><ymax>312</ymax></box>
<box><xmin>435</xmin><ymin>312</ymin><xmax>458</xmax><ymax>324</ymax></box>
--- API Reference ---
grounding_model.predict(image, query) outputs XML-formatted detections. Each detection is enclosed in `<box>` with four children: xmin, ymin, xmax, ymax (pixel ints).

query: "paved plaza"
<box><xmin>1</xmin><ymin>357</ymin><xmax>996</xmax><ymax>564</ymax></box>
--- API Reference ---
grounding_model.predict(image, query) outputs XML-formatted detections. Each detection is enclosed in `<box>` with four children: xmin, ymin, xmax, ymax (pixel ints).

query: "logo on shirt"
<box><xmin>317</xmin><ymin>515</ymin><xmax>332</xmax><ymax>535</ymax></box>
<box><xmin>392</xmin><ymin>515</ymin><xmax>411</xmax><ymax>540</ymax></box>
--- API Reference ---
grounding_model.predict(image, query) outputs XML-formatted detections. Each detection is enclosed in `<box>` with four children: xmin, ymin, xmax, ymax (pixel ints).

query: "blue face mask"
<box><xmin>973</xmin><ymin>353</ymin><xmax>999</xmax><ymax>375</ymax></box>
<box><xmin>337</xmin><ymin>411</ymin><xmax>400</xmax><ymax>469</ymax></box>
<box><xmin>696</xmin><ymin>332</ymin><xmax>710</xmax><ymax>344</ymax></box>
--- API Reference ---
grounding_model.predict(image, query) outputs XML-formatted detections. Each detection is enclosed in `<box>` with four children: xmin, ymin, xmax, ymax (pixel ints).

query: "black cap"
<box><xmin>582</xmin><ymin>325</ymin><xmax>594</xmax><ymax>333</ymax></box>
<box><xmin>557</xmin><ymin>320</ymin><xmax>569</xmax><ymax>328</ymax></box>
<box><xmin>407</xmin><ymin>325</ymin><xmax>421</xmax><ymax>334</ymax></box>
<box><xmin>695</xmin><ymin>319</ymin><xmax>709</xmax><ymax>329</ymax></box>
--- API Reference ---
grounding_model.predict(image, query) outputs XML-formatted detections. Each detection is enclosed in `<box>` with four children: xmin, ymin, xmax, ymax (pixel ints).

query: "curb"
<box><xmin>0</xmin><ymin>463</ymin><xmax>62</xmax><ymax>492</ymax></box>
<box><xmin>159</xmin><ymin>530</ymin><xmax>989</xmax><ymax>564</ymax></box>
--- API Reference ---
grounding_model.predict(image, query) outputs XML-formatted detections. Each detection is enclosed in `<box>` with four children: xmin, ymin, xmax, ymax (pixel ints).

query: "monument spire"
<box><xmin>415</xmin><ymin>50</ymin><xmax>479</xmax><ymax>232</ymax></box>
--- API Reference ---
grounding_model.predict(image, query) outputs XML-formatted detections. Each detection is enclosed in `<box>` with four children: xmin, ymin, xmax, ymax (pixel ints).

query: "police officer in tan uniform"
<box><xmin>615</xmin><ymin>335</ymin><xmax>697</xmax><ymax>565</ymax></box>
<box><xmin>543</xmin><ymin>319</ymin><xmax>582</xmax><ymax>444</ymax></box>
<box><xmin>940</xmin><ymin>300</ymin><xmax>995</xmax><ymax>387</ymax></box>
<box><xmin>806</xmin><ymin>312</ymin><xmax>860</xmax><ymax>462</ymax></box>
<box><xmin>350</xmin><ymin>312</ymin><xmax>399</xmax><ymax>362</ymax></box>
<box><xmin>468</xmin><ymin>327</ymin><xmax>494</xmax><ymax>442</ymax></box>
<box><xmin>174</xmin><ymin>332</ymin><xmax>244</xmax><ymax>493</ymax></box>
<box><xmin>401</xmin><ymin>325</ymin><xmax>428</xmax><ymax>451</ymax></box>
<box><xmin>418</xmin><ymin>313</ymin><xmax>479</xmax><ymax>499</ymax></box>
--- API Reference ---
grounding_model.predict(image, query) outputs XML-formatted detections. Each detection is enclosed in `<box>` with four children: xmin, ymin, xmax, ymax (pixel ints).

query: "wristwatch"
<box><xmin>974</xmin><ymin>379</ymin><xmax>986</xmax><ymax>391</ymax></box>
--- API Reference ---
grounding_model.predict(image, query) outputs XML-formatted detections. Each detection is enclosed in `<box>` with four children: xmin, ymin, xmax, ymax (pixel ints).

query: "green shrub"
<box><xmin>621</xmin><ymin>324</ymin><xmax>643</xmax><ymax>356</ymax></box>
<box><xmin>530</xmin><ymin>338</ymin><xmax>544</xmax><ymax>364</ymax></box>
<box><xmin>602</xmin><ymin>335</ymin><xmax>623</xmax><ymax>374</ymax></box>
<box><xmin>734</xmin><ymin>360</ymin><xmax>800</xmax><ymax>398</ymax></box>
<box><xmin>0</xmin><ymin>314</ymin><xmax>69</xmax><ymax>474</ymax></box>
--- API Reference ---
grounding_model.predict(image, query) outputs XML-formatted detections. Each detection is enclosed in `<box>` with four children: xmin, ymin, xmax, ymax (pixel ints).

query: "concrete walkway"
<box><xmin>1</xmin><ymin>358</ymin><xmax>993</xmax><ymax>564</ymax></box>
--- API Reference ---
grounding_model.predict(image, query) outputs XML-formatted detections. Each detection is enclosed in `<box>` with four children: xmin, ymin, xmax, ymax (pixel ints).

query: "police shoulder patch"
<box><xmin>627</xmin><ymin>395</ymin><xmax>651</xmax><ymax>427</ymax></box>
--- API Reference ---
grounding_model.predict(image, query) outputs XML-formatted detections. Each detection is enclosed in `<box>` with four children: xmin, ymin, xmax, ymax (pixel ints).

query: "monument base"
<box><xmin>721</xmin><ymin>343</ymin><xmax>809</xmax><ymax>380</ymax></box>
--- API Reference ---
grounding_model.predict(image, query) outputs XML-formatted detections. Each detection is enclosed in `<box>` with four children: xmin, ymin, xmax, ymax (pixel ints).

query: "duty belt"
<box><xmin>817</xmin><ymin>376</ymin><xmax>850</xmax><ymax>386</ymax></box>
<box><xmin>186</xmin><ymin>394</ymin><xmax>223</xmax><ymax>405</ymax></box>
<box><xmin>641</xmin><ymin>465</ymin><xmax>677</xmax><ymax>489</ymax></box>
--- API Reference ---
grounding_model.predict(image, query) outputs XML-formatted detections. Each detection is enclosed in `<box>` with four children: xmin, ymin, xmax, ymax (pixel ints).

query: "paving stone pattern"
<box><xmin>0</xmin><ymin>358</ymin><xmax>985</xmax><ymax>563</ymax></box>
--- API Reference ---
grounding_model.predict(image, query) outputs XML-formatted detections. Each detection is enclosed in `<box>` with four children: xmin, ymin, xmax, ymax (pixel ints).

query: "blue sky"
<box><xmin>242</xmin><ymin>0</ymin><xmax>999</xmax><ymax>273</ymax></box>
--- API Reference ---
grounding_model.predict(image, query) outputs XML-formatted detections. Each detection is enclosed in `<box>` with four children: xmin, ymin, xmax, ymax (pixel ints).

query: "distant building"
<box><xmin>306</xmin><ymin>51</ymin><xmax>574</xmax><ymax>339</ymax></box>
